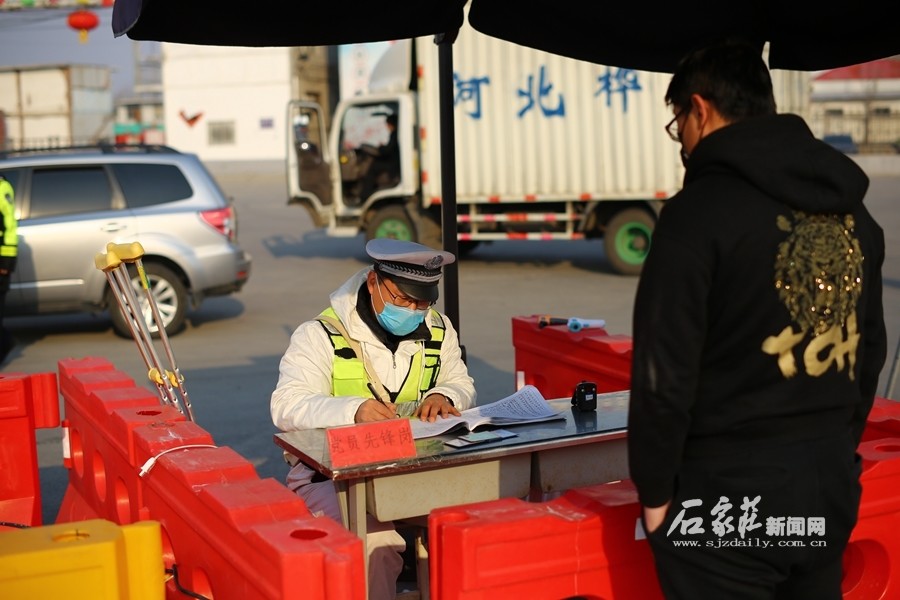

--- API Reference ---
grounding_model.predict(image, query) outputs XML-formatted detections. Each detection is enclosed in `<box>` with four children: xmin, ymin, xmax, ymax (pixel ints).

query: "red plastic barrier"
<box><xmin>562</xmin><ymin>480</ymin><xmax>664</xmax><ymax>600</ymax></box>
<box><xmin>55</xmin><ymin>357</ymin><xmax>366</xmax><ymax>600</ymax></box>
<box><xmin>56</xmin><ymin>356</ymin><xmax>187</xmax><ymax>524</ymax></box>
<box><xmin>429</xmin><ymin>496</ymin><xmax>606</xmax><ymax>599</ymax></box>
<box><xmin>860</xmin><ymin>397</ymin><xmax>900</xmax><ymax>443</ymax></box>
<box><xmin>512</xmin><ymin>315</ymin><xmax>632</xmax><ymax>400</ymax></box>
<box><xmin>0</xmin><ymin>371</ymin><xmax>60</xmax><ymax>528</ymax></box>
<box><xmin>842</xmin><ymin>398</ymin><xmax>900</xmax><ymax>600</ymax></box>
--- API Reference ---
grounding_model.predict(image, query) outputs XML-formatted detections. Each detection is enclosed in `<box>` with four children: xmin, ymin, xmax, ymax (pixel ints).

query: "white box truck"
<box><xmin>286</xmin><ymin>29</ymin><xmax>808</xmax><ymax>275</ymax></box>
<box><xmin>0</xmin><ymin>65</ymin><xmax>113</xmax><ymax>149</ymax></box>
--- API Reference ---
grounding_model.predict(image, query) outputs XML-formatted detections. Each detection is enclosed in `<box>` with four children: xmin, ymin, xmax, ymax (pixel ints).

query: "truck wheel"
<box><xmin>108</xmin><ymin>263</ymin><xmax>188</xmax><ymax>338</ymax></box>
<box><xmin>604</xmin><ymin>208</ymin><xmax>655</xmax><ymax>276</ymax></box>
<box><xmin>366</xmin><ymin>205</ymin><xmax>416</xmax><ymax>242</ymax></box>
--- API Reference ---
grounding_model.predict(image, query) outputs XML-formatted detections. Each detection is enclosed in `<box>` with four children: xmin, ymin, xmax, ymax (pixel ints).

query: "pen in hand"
<box><xmin>368</xmin><ymin>383</ymin><xmax>397</xmax><ymax>417</ymax></box>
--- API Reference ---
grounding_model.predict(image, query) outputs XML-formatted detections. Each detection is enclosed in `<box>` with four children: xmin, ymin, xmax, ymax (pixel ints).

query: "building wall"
<box><xmin>162</xmin><ymin>44</ymin><xmax>292</xmax><ymax>161</ymax></box>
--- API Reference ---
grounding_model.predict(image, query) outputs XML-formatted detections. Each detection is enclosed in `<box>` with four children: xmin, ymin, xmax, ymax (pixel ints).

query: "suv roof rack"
<box><xmin>0</xmin><ymin>142</ymin><xmax>181</xmax><ymax>159</ymax></box>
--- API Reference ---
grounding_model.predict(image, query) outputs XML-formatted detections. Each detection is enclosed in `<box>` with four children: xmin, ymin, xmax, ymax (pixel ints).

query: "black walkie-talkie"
<box><xmin>571</xmin><ymin>380</ymin><xmax>597</xmax><ymax>412</ymax></box>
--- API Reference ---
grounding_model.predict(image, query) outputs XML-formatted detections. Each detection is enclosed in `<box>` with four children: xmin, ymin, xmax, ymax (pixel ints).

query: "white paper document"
<box><xmin>409</xmin><ymin>385</ymin><xmax>564</xmax><ymax>439</ymax></box>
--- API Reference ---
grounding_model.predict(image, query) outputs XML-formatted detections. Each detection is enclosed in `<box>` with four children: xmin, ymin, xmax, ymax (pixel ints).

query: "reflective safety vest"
<box><xmin>317</xmin><ymin>307</ymin><xmax>445</xmax><ymax>407</ymax></box>
<box><xmin>0</xmin><ymin>179</ymin><xmax>17</xmax><ymax>260</ymax></box>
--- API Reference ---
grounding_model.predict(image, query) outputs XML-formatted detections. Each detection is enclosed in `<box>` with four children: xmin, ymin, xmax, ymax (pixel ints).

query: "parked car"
<box><xmin>0</xmin><ymin>144</ymin><xmax>251</xmax><ymax>337</ymax></box>
<box><xmin>822</xmin><ymin>134</ymin><xmax>859</xmax><ymax>154</ymax></box>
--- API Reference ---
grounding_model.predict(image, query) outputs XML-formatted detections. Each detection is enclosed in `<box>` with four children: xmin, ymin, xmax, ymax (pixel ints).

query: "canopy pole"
<box><xmin>435</xmin><ymin>31</ymin><xmax>461</xmax><ymax>336</ymax></box>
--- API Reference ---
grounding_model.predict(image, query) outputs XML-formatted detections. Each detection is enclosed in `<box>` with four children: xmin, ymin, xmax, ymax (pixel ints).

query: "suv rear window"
<box><xmin>29</xmin><ymin>166</ymin><xmax>113</xmax><ymax>219</ymax></box>
<box><xmin>111</xmin><ymin>163</ymin><xmax>193</xmax><ymax>208</ymax></box>
<box><xmin>0</xmin><ymin>168</ymin><xmax>23</xmax><ymax>193</ymax></box>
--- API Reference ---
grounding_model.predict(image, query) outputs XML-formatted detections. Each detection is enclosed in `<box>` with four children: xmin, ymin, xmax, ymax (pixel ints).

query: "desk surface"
<box><xmin>274</xmin><ymin>391</ymin><xmax>629</xmax><ymax>480</ymax></box>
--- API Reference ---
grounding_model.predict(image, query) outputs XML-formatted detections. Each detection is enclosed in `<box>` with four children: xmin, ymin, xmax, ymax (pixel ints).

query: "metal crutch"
<box><xmin>94</xmin><ymin>242</ymin><xmax>194</xmax><ymax>421</ymax></box>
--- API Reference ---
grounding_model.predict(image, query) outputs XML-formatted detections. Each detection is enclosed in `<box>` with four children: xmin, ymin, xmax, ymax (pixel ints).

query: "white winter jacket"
<box><xmin>271</xmin><ymin>267</ymin><xmax>476</xmax><ymax>431</ymax></box>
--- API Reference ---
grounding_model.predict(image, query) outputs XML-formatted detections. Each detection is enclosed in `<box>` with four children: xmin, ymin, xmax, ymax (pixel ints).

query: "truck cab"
<box><xmin>288</xmin><ymin>90</ymin><xmax>433</xmax><ymax>242</ymax></box>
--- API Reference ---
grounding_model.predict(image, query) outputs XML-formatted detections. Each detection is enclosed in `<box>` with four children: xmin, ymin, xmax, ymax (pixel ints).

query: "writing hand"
<box><xmin>355</xmin><ymin>398</ymin><xmax>397</xmax><ymax>422</ymax></box>
<box><xmin>415</xmin><ymin>393</ymin><xmax>460</xmax><ymax>422</ymax></box>
<box><xmin>643</xmin><ymin>500</ymin><xmax>671</xmax><ymax>535</ymax></box>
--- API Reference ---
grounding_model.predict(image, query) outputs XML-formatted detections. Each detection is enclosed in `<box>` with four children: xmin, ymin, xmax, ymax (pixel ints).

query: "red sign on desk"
<box><xmin>326</xmin><ymin>418</ymin><xmax>417</xmax><ymax>467</ymax></box>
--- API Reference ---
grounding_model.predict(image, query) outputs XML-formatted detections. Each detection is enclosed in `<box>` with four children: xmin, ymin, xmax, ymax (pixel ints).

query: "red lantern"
<box><xmin>67</xmin><ymin>9</ymin><xmax>100</xmax><ymax>44</ymax></box>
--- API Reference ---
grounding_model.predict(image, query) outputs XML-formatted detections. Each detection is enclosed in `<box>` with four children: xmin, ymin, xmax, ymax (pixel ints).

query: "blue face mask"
<box><xmin>374</xmin><ymin>280</ymin><xmax>427</xmax><ymax>336</ymax></box>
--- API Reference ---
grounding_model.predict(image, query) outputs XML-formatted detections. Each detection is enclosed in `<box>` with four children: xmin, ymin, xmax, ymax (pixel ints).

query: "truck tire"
<box><xmin>604</xmin><ymin>208</ymin><xmax>655</xmax><ymax>276</ymax></box>
<box><xmin>366</xmin><ymin>205</ymin><xmax>416</xmax><ymax>242</ymax></box>
<box><xmin>108</xmin><ymin>263</ymin><xmax>188</xmax><ymax>339</ymax></box>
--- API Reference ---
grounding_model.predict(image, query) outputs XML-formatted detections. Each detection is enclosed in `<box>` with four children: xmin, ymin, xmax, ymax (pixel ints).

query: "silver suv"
<box><xmin>0</xmin><ymin>144</ymin><xmax>251</xmax><ymax>337</ymax></box>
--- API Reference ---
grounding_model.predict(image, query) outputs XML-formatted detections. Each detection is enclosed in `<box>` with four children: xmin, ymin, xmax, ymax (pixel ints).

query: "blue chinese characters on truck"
<box><xmin>452</xmin><ymin>65</ymin><xmax>644</xmax><ymax>120</ymax></box>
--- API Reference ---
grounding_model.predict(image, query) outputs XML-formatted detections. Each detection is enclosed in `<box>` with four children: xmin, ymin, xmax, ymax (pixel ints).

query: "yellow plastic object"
<box><xmin>94</xmin><ymin>250</ymin><xmax>123</xmax><ymax>272</ymax></box>
<box><xmin>107</xmin><ymin>241</ymin><xmax>146</xmax><ymax>262</ymax></box>
<box><xmin>0</xmin><ymin>519</ymin><xmax>164</xmax><ymax>599</ymax></box>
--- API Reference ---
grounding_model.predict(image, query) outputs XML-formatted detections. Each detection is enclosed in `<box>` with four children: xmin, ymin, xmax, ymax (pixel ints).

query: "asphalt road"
<box><xmin>5</xmin><ymin>160</ymin><xmax>899</xmax><ymax>524</ymax></box>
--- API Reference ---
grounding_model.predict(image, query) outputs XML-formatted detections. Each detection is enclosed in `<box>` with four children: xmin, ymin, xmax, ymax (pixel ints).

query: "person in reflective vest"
<box><xmin>271</xmin><ymin>238</ymin><xmax>475</xmax><ymax>600</ymax></box>
<box><xmin>0</xmin><ymin>176</ymin><xmax>18</xmax><ymax>363</ymax></box>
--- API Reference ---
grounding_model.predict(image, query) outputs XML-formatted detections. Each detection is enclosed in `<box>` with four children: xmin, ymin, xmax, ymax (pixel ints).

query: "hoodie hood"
<box><xmin>685</xmin><ymin>114</ymin><xmax>869</xmax><ymax>215</ymax></box>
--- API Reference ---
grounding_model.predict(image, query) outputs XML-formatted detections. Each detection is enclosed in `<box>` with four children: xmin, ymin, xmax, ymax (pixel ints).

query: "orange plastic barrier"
<box><xmin>842</xmin><ymin>397</ymin><xmax>900</xmax><ymax>600</ymax></box>
<box><xmin>562</xmin><ymin>480</ymin><xmax>664</xmax><ymax>600</ymax></box>
<box><xmin>511</xmin><ymin>315</ymin><xmax>632</xmax><ymax>400</ymax></box>
<box><xmin>55</xmin><ymin>357</ymin><xmax>366</xmax><ymax>600</ymax></box>
<box><xmin>56</xmin><ymin>356</ymin><xmax>187</xmax><ymax>524</ymax></box>
<box><xmin>860</xmin><ymin>396</ymin><xmax>900</xmax><ymax>443</ymax></box>
<box><xmin>0</xmin><ymin>371</ymin><xmax>60</xmax><ymax>528</ymax></box>
<box><xmin>429</xmin><ymin>496</ymin><xmax>607</xmax><ymax>599</ymax></box>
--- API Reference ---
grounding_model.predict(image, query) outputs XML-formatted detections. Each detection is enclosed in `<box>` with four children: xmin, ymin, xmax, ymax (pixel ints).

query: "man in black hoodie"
<box><xmin>628</xmin><ymin>40</ymin><xmax>886</xmax><ymax>598</ymax></box>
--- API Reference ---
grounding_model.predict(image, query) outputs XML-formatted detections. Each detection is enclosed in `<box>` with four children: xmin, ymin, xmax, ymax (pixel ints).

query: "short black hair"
<box><xmin>386</xmin><ymin>114</ymin><xmax>398</xmax><ymax>127</ymax></box>
<box><xmin>665</xmin><ymin>39</ymin><xmax>777</xmax><ymax>122</ymax></box>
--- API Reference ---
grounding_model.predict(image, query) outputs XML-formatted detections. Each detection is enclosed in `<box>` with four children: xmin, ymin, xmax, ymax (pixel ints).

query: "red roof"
<box><xmin>815</xmin><ymin>57</ymin><xmax>900</xmax><ymax>80</ymax></box>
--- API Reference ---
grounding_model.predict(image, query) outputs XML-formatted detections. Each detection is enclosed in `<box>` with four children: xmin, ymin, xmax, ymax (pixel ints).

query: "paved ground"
<box><xmin>4</xmin><ymin>159</ymin><xmax>898</xmax><ymax>524</ymax></box>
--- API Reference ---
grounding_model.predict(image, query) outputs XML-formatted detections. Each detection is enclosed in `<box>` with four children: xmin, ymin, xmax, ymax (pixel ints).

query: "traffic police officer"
<box><xmin>0</xmin><ymin>175</ymin><xmax>17</xmax><ymax>363</ymax></box>
<box><xmin>271</xmin><ymin>238</ymin><xmax>476</xmax><ymax>599</ymax></box>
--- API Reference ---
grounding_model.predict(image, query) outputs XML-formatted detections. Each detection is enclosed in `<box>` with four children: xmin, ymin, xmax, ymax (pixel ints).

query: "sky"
<box><xmin>0</xmin><ymin>7</ymin><xmax>155</xmax><ymax>97</ymax></box>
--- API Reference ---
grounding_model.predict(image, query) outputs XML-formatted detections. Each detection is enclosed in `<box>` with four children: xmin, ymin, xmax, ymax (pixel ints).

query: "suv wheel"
<box><xmin>108</xmin><ymin>263</ymin><xmax>188</xmax><ymax>338</ymax></box>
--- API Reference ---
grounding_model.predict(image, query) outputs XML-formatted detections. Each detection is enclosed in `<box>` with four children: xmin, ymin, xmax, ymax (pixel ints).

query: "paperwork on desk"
<box><xmin>409</xmin><ymin>385</ymin><xmax>565</xmax><ymax>439</ymax></box>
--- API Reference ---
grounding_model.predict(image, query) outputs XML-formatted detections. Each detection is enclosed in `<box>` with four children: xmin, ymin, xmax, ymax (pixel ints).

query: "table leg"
<box><xmin>347</xmin><ymin>476</ymin><xmax>369</xmax><ymax>563</ymax></box>
<box><xmin>347</xmin><ymin>477</ymin><xmax>368</xmax><ymax>538</ymax></box>
<box><xmin>528</xmin><ymin>452</ymin><xmax>543</xmax><ymax>501</ymax></box>
<box><xmin>336</xmin><ymin>479</ymin><xmax>349</xmax><ymax>528</ymax></box>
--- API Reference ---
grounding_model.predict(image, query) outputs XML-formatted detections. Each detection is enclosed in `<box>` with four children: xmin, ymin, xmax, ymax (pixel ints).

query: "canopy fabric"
<box><xmin>111</xmin><ymin>0</ymin><xmax>900</xmax><ymax>332</ymax></box>
<box><xmin>113</xmin><ymin>1</ymin><xmax>467</xmax><ymax>48</ymax></box>
<box><xmin>114</xmin><ymin>1</ymin><xmax>900</xmax><ymax>73</ymax></box>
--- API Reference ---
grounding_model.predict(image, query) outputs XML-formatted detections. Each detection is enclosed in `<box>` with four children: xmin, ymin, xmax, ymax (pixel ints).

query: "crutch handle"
<box><xmin>106</xmin><ymin>241</ymin><xmax>146</xmax><ymax>263</ymax></box>
<box><xmin>94</xmin><ymin>251</ymin><xmax>123</xmax><ymax>272</ymax></box>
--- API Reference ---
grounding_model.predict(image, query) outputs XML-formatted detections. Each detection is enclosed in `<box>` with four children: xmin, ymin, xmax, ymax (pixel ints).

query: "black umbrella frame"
<box><xmin>112</xmin><ymin>0</ymin><xmax>900</xmax><ymax>333</ymax></box>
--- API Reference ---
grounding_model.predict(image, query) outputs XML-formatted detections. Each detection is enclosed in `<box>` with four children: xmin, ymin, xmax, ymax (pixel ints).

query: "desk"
<box><xmin>274</xmin><ymin>391</ymin><xmax>630</xmax><ymax>542</ymax></box>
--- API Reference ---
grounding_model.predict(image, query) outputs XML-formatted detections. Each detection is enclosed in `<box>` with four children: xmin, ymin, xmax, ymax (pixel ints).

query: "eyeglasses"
<box><xmin>665</xmin><ymin>109</ymin><xmax>689</xmax><ymax>142</ymax></box>
<box><xmin>379</xmin><ymin>277</ymin><xmax>433</xmax><ymax>310</ymax></box>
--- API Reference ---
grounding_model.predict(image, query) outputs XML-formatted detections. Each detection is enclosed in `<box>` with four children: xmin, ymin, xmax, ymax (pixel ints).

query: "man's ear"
<box><xmin>690</xmin><ymin>93</ymin><xmax>731</xmax><ymax>133</ymax></box>
<box><xmin>690</xmin><ymin>93</ymin><xmax>711</xmax><ymax>128</ymax></box>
